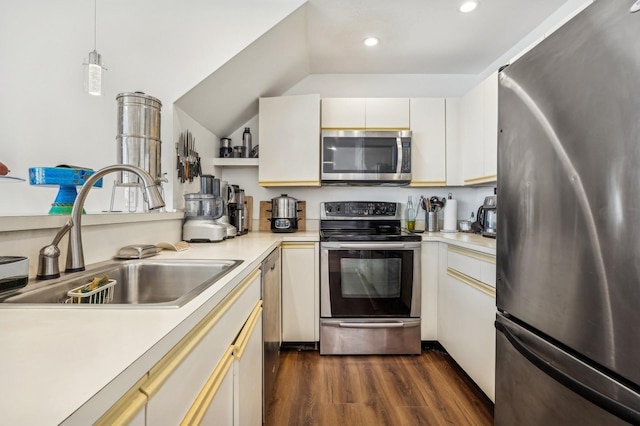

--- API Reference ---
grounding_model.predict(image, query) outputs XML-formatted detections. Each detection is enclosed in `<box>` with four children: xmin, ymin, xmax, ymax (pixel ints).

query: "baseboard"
<box><xmin>421</xmin><ymin>340</ymin><xmax>446</xmax><ymax>352</ymax></box>
<box><xmin>282</xmin><ymin>341</ymin><xmax>319</xmax><ymax>351</ymax></box>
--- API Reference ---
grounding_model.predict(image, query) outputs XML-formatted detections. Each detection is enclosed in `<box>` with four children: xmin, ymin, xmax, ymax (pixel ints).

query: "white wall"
<box><xmin>0</xmin><ymin>0</ymin><xmax>304</xmax><ymax>215</ymax></box>
<box><xmin>220</xmin><ymin>166</ymin><xmax>494</xmax><ymax>228</ymax></box>
<box><xmin>286</xmin><ymin>74</ymin><xmax>479</xmax><ymax>98</ymax></box>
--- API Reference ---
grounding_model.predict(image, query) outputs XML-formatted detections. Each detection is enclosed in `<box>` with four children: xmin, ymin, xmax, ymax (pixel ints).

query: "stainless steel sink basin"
<box><xmin>0</xmin><ymin>259</ymin><xmax>243</xmax><ymax>308</ymax></box>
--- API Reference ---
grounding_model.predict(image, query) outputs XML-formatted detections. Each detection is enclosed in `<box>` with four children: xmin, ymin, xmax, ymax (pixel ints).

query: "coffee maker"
<box><xmin>229</xmin><ymin>184</ymin><xmax>247</xmax><ymax>236</ymax></box>
<box><xmin>217</xmin><ymin>181</ymin><xmax>237</xmax><ymax>239</ymax></box>
<box><xmin>477</xmin><ymin>195</ymin><xmax>497</xmax><ymax>238</ymax></box>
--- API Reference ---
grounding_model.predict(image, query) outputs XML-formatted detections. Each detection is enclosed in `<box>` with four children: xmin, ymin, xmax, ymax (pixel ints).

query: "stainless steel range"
<box><xmin>319</xmin><ymin>201</ymin><xmax>422</xmax><ymax>355</ymax></box>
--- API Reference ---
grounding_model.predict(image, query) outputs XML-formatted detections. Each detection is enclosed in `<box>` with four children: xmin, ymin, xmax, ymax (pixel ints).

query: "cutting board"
<box><xmin>259</xmin><ymin>201</ymin><xmax>306</xmax><ymax>231</ymax></box>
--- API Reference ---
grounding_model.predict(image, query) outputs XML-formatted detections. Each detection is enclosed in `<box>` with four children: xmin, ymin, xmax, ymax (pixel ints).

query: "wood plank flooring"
<box><xmin>265</xmin><ymin>349</ymin><xmax>493</xmax><ymax>426</ymax></box>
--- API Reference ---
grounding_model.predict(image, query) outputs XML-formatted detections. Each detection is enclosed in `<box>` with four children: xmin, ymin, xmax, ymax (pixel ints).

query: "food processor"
<box><xmin>182</xmin><ymin>176</ymin><xmax>226</xmax><ymax>242</ymax></box>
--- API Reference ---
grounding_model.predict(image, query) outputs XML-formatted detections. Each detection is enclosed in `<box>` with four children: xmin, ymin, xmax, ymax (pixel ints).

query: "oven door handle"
<box><xmin>338</xmin><ymin>322</ymin><xmax>418</xmax><ymax>329</ymax></box>
<box><xmin>334</xmin><ymin>243</ymin><xmax>414</xmax><ymax>250</ymax></box>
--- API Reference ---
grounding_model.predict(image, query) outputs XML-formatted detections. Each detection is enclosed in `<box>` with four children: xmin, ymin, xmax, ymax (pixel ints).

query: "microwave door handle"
<box><xmin>396</xmin><ymin>137</ymin><xmax>403</xmax><ymax>173</ymax></box>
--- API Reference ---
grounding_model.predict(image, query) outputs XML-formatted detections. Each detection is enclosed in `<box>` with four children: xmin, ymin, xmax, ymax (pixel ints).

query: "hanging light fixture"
<box><xmin>83</xmin><ymin>0</ymin><xmax>106</xmax><ymax>96</ymax></box>
<box><xmin>459</xmin><ymin>0</ymin><xmax>479</xmax><ymax>13</ymax></box>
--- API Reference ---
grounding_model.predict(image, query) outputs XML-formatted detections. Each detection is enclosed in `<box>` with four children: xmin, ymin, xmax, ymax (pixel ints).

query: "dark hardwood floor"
<box><xmin>266</xmin><ymin>348</ymin><xmax>494</xmax><ymax>426</ymax></box>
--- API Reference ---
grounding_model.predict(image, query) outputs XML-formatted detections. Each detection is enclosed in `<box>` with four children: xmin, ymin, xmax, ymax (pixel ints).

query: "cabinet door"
<box><xmin>144</xmin><ymin>270</ymin><xmax>261</xmax><ymax>425</ymax></box>
<box><xmin>461</xmin><ymin>72</ymin><xmax>498</xmax><ymax>185</ymax></box>
<box><xmin>442</xmin><ymin>270</ymin><xmax>496</xmax><ymax>401</ymax></box>
<box><xmin>445</xmin><ymin>98</ymin><xmax>464</xmax><ymax>186</ymax></box>
<box><xmin>420</xmin><ymin>242</ymin><xmax>439</xmax><ymax>340</ymax></box>
<box><xmin>199</xmin><ymin>362</ymin><xmax>234</xmax><ymax>425</ymax></box>
<box><xmin>95</xmin><ymin>379</ymin><xmax>147</xmax><ymax>426</ymax></box>
<box><xmin>409</xmin><ymin>98</ymin><xmax>446</xmax><ymax>186</ymax></box>
<box><xmin>186</xmin><ymin>347</ymin><xmax>236</xmax><ymax>426</ymax></box>
<box><xmin>281</xmin><ymin>242</ymin><xmax>319</xmax><ymax>342</ymax></box>
<box><xmin>321</xmin><ymin>98</ymin><xmax>366</xmax><ymax>128</ymax></box>
<box><xmin>259</xmin><ymin>94</ymin><xmax>321</xmax><ymax>186</ymax></box>
<box><xmin>366</xmin><ymin>98</ymin><xmax>410</xmax><ymax>129</ymax></box>
<box><xmin>439</xmin><ymin>245</ymin><xmax>496</xmax><ymax>402</ymax></box>
<box><xmin>483</xmin><ymin>72</ymin><xmax>498</xmax><ymax>179</ymax></box>
<box><xmin>233</xmin><ymin>305</ymin><xmax>263</xmax><ymax>426</ymax></box>
<box><xmin>460</xmin><ymin>82</ymin><xmax>485</xmax><ymax>183</ymax></box>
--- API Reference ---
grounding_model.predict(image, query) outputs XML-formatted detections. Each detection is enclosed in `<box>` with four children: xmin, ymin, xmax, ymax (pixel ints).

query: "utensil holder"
<box><xmin>427</xmin><ymin>211</ymin><xmax>438</xmax><ymax>232</ymax></box>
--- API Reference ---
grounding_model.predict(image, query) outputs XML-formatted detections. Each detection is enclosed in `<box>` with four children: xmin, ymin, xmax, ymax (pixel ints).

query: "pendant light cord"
<box><xmin>93</xmin><ymin>0</ymin><xmax>97</xmax><ymax>51</ymax></box>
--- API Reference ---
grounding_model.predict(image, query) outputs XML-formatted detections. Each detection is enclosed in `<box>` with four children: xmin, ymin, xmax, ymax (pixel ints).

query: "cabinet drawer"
<box><xmin>447</xmin><ymin>245</ymin><xmax>496</xmax><ymax>288</ymax></box>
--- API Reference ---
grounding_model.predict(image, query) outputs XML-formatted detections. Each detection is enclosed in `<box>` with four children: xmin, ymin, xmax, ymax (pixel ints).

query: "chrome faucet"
<box><xmin>36</xmin><ymin>165</ymin><xmax>165</xmax><ymax>279</ymax></box>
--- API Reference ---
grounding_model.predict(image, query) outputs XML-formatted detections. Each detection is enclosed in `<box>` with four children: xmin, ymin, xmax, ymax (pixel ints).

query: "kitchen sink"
<box><xmin>0</xmin><ymin>259</ymin><xmax>243</xmax><ymax>308</ymax></box>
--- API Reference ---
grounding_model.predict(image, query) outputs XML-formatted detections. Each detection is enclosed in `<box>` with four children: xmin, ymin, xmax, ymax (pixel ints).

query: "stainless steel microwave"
<box><xmin>321</xmin><ymin>130</ymin><xmax>412</xmax><ymax>185</ymax></box>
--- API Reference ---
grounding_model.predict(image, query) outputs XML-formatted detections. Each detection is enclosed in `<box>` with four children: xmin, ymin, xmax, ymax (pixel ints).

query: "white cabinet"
<box><xmin>321</xmin><ymin>98</ymin><xmax>410</xmax><ymax>129</ymax></box>
<box><xmin>281</xmin><ymin>242</ymin><xmax>319</xmax><ymax>342</ymax></box>
<box><xmin>420</xmin><ymin>242</ymin><xmax>439</xmax><ymax>340</ymax></box>
<box><xmin>258</xmin><ymin>94</ymin><xmax>321</xmax><ymax>186</ymax></box>
<box><xmin>144</xmin><ymin>269</ymin><xmax>262</xmax><ymax>425</ymax></box>
<box><xmin>321</xmin><ymin>98</ymin><xmax>366</xmax><ymax>128</ymax></box>
<box><xmin>444</xmin><ymin>98</ymin><xmax>464</xmax><ymax>186</ymax></box>
<box><xmin>94</xmin><ymin>377</ymin><xmax>148</xmax><ymax>426</ymax></box>
<box><xmin>409</xmin><ymin>98</ymin><xmax>446</xmax><ymax>186</ymax></box>
<box><xmin>233</xmin><ymin>304</ymin><xmax>263</xmax><ymax>426</ymax></box>
<box><xmin>438</xmin><ymin>244</ymin><xmax>496</xmax><ymax>401</ymax></box>
<box><xmin>366</xmin><ymin>98</ymin><xmax>410</xmax><ymax>129</ymax></box>
<box><xmin>460</xmin><ymin>72</ymin><xmax>498</xmax><ymax>185</ymax></box>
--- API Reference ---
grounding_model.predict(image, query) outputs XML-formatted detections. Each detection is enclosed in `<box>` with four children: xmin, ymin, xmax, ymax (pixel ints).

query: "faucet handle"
<box><xmin>37</xmin><ymin>219</ymin><xmax>73</xmax><ymax>280</ymax></box>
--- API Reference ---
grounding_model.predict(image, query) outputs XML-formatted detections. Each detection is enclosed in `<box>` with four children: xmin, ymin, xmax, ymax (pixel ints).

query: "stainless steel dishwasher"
<box><xmin>261</xmin><ymin>247</ymin><xmax>281</xmax><ymax>418</ymax></box>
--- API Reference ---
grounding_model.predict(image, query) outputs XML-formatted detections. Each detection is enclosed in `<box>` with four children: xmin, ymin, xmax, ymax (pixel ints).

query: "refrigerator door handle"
<box><xmin>496</xmin><ymin>321</ymin><xmax>640</xmax><ymax>425</ymax></box>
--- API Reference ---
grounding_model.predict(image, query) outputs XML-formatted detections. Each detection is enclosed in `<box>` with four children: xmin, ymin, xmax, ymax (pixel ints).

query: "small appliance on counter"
<box><xmin>218</xmin><ymin>180</ymin><xmax>237</xmax><ymax>239</ymax></box>
<box><xmin>268</xmin><ymin>194</ymin><xmax>301</xmax><ymax>233</ymax></box>
<box><xmin>0</xmin><ymin>256</ymin><xmax>29</xmax><ymax>293</ymax></box>
<box><xmin>476</xmin><ymin>195</ymin><xmax>497</xmax><ymax>238</ymax></box>
<box><xmin>182</xmin><ymin>176</ymin><xmax>226</xmax><ymax>242</ymax></box>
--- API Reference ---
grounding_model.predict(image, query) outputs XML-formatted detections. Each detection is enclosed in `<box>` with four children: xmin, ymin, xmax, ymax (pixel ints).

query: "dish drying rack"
<box><xmin>64</xmin><ymin>279</ymin><xmax>117</xmax><ymax>304</ymax></box>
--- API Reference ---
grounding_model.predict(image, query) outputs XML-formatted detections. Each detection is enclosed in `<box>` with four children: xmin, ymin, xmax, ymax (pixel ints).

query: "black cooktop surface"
<box><xmin>320</xmin><ymin>222</ymin><xmax>422</xmax><ymax>242</ymax></box>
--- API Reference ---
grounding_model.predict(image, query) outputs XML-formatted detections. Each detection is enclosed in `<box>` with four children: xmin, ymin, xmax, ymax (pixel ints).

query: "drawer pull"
<box><xmin>181</xmin><ymin>346</ymin><xmax>235</xmax><ymax>425</ymax></box>
<box><xmin>448</xmin><ymin>245</ymin><xmax>496</xmax><ymax>264</ymax></box>
<box><xmin>142</xmin><ymin>269</ymin><xmax>261</xmax><ymax>397</ymax></box>
<box><xmin>233</xmin><ymin>301</ymin><xmax>263</xmax><ymax>359</ymax></box>
<box><xmin>447</xmin><ymin>267</ymin><xmax>496</xmax><ymax>298</ymax></box>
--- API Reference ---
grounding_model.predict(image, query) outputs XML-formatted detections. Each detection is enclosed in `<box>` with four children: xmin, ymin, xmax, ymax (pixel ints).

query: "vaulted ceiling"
<box><xmin>176</xmin><ymin>0</ymin><xmax>586</xmax><ymax>138</ymax></box>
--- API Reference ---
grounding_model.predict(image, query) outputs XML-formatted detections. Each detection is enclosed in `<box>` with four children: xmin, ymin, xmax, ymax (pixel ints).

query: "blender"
<box><xmin>182</xmin><ymin>176</ymin><xmax>226</xmax><ymax>242</ymax></box>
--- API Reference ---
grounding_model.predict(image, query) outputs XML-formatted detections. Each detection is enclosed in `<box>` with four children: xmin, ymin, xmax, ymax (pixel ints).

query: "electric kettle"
<box><xmin>476</xmin><ymin>195</ymin><xmax>497</xmax><ymax>238</ymax></box>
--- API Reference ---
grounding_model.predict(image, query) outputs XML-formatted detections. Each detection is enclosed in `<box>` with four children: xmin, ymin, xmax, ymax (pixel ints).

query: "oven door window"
<box><xmin>327</xmin><ymin>249</ymin><xmax>414</xmax><ymax>317</ymax></box>
<box><xmin>322</xmin><ymin>136</ymin><xmax>399</xmax><ymax>174</ymax></box>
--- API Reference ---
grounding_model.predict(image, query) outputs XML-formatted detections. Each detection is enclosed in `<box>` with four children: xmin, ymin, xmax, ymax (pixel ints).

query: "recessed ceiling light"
<box><xmin>459</xmin><ymin>0</ymin><xmax>478</xmax><ymax>13</ymax></box>
<box><xmin>363</xmin><ymin>37</ymin><xmax>380</xmax><ymax>47</ymax></box>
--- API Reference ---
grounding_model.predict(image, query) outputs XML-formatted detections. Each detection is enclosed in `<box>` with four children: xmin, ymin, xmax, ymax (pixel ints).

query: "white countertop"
<box><xmin>421</xmin><ymin>231</ymin><xmax>496</xmax><ymax>254</ymax></box>
<box><xmin>0</xmin><ymin>229</ymin><xmax>492</xmax><ymax>425</ymax></box>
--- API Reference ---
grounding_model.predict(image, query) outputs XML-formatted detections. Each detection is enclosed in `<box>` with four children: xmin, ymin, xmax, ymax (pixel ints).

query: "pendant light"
<box><xmin>83</xmin><ymin>0</ymin><xmax>106</xmax><ymax>96</ymax></box>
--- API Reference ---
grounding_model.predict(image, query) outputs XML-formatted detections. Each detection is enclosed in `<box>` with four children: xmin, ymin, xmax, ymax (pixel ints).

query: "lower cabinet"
<box><xmin>438</xmin><ymin>243</ymin><xmax>496</xmax><ymax>402</ymax></box>
<box><xmin>233</xmin><ymin>305</ymin><xmax>263</xmax><ymax>426</ymax></box>
<box><xmin>420</xmin><ymin>242</ymin><xmax>439</xmax><ymax>340</ymax></box>
<box><xmin>281</xmin><ymin>242</ymin><xmax>319</xmax><ymax>342</ymax></box>
<box><xmin>96</xmin><ymin>269</ymin><xmax>263</xmax><ymax>426</ymax></box>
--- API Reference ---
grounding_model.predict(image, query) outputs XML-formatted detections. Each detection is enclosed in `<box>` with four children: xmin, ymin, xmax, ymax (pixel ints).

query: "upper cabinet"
<box><xmin>409</xmin><ymin>98</ymin><xmax>446</xmax><ymax>186</ymax></box>
<box><xmin>258</xmin><ymin>94</ymin><xmax>321</xmax><ymax>187</ymax></box>
<box><xmin>460</xmin><ymin>72</ymin><xmax>498</xmax><ymax>185</ymax></box>
<box><xmin>321</xmin><ymin>98</ymin><xmax>410</xmax><ymax>129</ymax></box>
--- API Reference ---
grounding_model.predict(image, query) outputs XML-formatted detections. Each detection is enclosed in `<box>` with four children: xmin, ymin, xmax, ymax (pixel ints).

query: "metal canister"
<box><xmin>242</xmin><ymin>128</ymin><xmax>252</xmax><ymax>158</ymax></box>
<box><xmin>116</xmin><ymin>92</ymin><xmax>162</xmax><ymax>184</ymax></box>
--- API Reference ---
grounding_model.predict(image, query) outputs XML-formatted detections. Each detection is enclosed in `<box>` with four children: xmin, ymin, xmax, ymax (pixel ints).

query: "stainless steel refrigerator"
<box><xmin>496</xmin><ymin>1</ymin><xmax>640</xmax><ymax>424</ymax></box>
